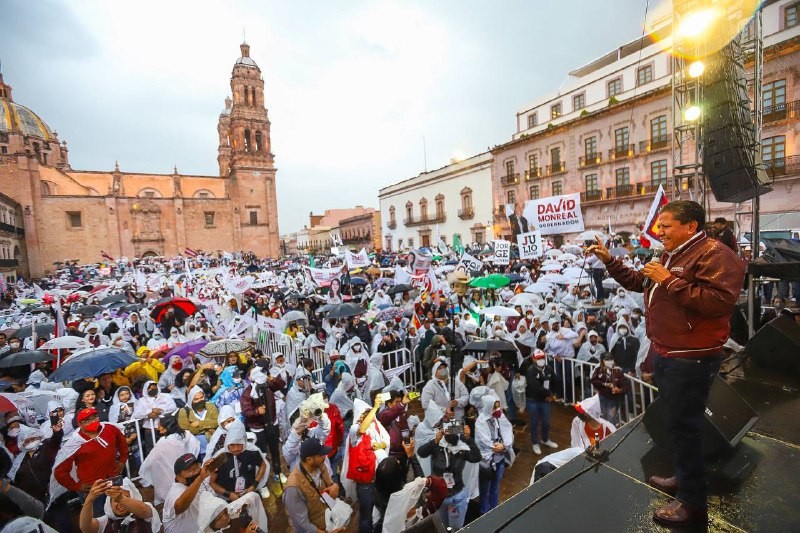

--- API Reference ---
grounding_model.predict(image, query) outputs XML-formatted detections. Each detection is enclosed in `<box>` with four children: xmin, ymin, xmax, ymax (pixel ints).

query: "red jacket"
<box><xmin>54</xmin><ymin>423</ymin><xmax>128</xmax><ymax>492</ymax></box>
<box><xmin>324</xmin><ymin>403</ymin><xmax>345</xmax><ymax>458</ymax></box>
<box><xmin>605</xmin><ymin>232</ymin><xmax>744</xmax><ymax>358</ymax></box>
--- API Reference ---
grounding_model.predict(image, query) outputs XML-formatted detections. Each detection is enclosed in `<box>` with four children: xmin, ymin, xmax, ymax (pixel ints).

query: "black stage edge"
<box><xmin>462</xmin><ymin>356</ymin><xmax>800</xmax><ymax>532</ymax></box>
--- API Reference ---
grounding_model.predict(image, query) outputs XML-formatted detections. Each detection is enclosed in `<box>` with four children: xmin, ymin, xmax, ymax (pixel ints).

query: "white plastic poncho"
<box><xmin>340</xmin><ymin>398</ymin><xmax>390</xmax><ymax>500</ymax></box>
<box><xmin>98</xmin><ymin>477</ymin><xmax>161</xmax><ymax>533</ymax></box>
<box><xmin>139</xmin><ymin>430</ymin><xmax>200</xmax><ymax>505</ymax></box>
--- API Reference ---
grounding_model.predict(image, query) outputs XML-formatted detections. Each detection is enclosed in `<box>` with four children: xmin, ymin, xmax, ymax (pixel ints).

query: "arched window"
<box><xmin>40</xmin><ymin>181</ymin><xmax>52</xmax><ymax>196</ymax></box>
<box><xmin>389</xmin><ymin>206</ymin><xmax>396</xmax><ymax>224</ymax></box>
<box><xmin>405</xmin><ymin>201</ymin><xmax>413</xmax><ymax>222</ymax></box>
<box><xmin>419</xmin><ymin>198</ymin><xmax>428</xmax><ymax>220</ymax></box>
<box><xmin>251</xmin><ymin>88</ymin><xmax>257</xmax><ymax>106</ymax></box>
<box><xmin>244</xmin><ymin>129</ymin><xmax>251</xmax><ymax>152</ymax></box>
<box><xmin>435</xmin><ymin>194</ymin><xmax>445</xmax><ymax>219</ymax></box>
<box><xmin>193</xmin><ymin>189</ymin><xmax>215</xmax><ymax>199</ymax></box>
<box><xmin>255</xmin><ymin>131</ymin><xmax>263</xmax><ymax>152</ymax></box>
<box><xmin>137</xmin><ymin>188</ymin><xmax>161</xmax><ymax>198</ymax></box>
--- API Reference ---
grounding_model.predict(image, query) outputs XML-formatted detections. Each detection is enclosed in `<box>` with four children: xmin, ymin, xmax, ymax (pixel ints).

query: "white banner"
<box><xmin>307</xmin><ymin>265</ymin><xmax>344</xmax><ymax>287</ymax></box>
<box><xmin>330</xmin><ymin>232</ymin><xmax>343</xmax><ymax>247</ymax></box>
<box><xmin>492</xmin><ymin>240</ymin><xmax>510</xmax><ymax>265</ymax></box>
<box><xmin>408</xmin><ymin>248</ymin><xmax>433</xmax><ymax>277</ymax></box>
<box><xmin>457</xmin><ymin>252</ymin><xmax>483</xmax><ymax>273</ymax></box>
<box><xmin>256</xmin><ymin>315</ymin><xmax>286</xmax><ymax>334</ymax></box>
<box><xmin>224</xmin><ymin>276</ymin><xmax>254</xmax><ymax>294</ymax></box>
<box><xmin>517</xmin><ymin>230</ymin><xmax>544</xmax><ymax>260</ymax></box>
<box><xmin>522</xmin><ymin>193</ymin><xmax>585</xmax><ymax>235</ymax></box>
<box><xmin>345</xmin><ymin>248</ymin><xmax>371</xmax><ymax>269</ymax></box>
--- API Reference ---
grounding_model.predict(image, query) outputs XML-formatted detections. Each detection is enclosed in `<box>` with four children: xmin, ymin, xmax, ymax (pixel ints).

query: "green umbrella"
<box><xmin>633</xmin><ymin>247</ymin><xmax>653</xmax><ymax>256</ymax></box>
<box><xmin>469</xmin><ymin>274</ymin><xmax>511</xmax><ymax>290</ymax></box>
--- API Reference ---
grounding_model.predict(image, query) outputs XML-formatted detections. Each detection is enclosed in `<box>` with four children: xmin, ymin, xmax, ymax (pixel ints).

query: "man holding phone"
<box><xmin>378</xmin><ymin>390</ymin><xmax>412</xmax><ymax>475</ymax></box>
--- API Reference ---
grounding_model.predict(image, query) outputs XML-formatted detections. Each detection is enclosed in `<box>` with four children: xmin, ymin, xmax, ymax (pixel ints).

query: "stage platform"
<box><xmin>462</xmin><ymin>355</ymin><xmax>800</xmax><ymax>532</ymax></box>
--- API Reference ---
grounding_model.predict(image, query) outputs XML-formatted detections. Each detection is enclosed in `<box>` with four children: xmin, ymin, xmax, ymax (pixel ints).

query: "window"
<box><xmin>407</xmin><ymin>238</ymin><xmax>414</xmax><ymax>248</ymax></box>
<box><xmin>608</xmin><ymin>77</ymin><xmax>622</xmax><ymax>97</ymax></box>
<box><xmin>255</xmin><ymin>131</ymin><xmax>263</xmax><ymax>152</ymax></box>
<box><xmin>651</xmin><ymin>115</ymin><xmax>668</xmax><ymax>142</ymax></box>
<box><xmin>527</xmin><ymin>113</ymin><xmax>537</xmax><ymax>128</ymax></box>
<box><xmin>763</xmin><ymin>79</ymin><xmax>786</xmax><ymax>111</ymax></box>
<box><xmin>507</xmin><ymin>190</ymin><xmax>516</xmax><ymax>204</ymax></box>
<box><xmin>435</xmin><ymin>199</ymin><xmax>444</xmax><ymax>218</ymax></box>
<box><xmin>762</xmin><ymin>135</ymin><xmax>786</xmax><ymax>164</ymax></box>
<box><xmin>204</xmin><ymin>211</ymin><xmax>215</xmax><ymax>227</ymax></box>
<box><xmin>786</xmin><ymin>3</ymin><xmax>800</xmax><ymax>28</ymax></box>
<box><xmin>637</xmin><ymin>65</ymin><xmax>653</xmax><ymax>86</ymax></box>
<box><xmin>197</xmin><ymin>192</ymin><xmax>209</xmax><ymax>199</ymax></box>
<box><xmin>615</xmin><ymin>168</ymin><xmax>630</xmax><ymax>186</ymax></box>
<box><xmin>249</xmin><ymin>211</ymin><xmax>258</xmax><ymax>225</ymax></box>
<box><xmin>528</xmin><ymin>154</ymin><xmax>538</xmax><ymax>171</ymax></box>
<box><xmin>550</xmin><ymin>102</ymin><xmax>562</xmax><ymax>119</ymax></box>
<box><xmin>420</xmin><ymin>199</ymin><xmax>428</xmax><ymax>219</ymax></box>
<box><xmin>529</xmin><ymin>185</ymin><xmax>539</xmax><ymax>199</ymax></box>
<box><xmin>584</xmin><ymin>136</ymin><xmax>597</xmax><ymax>158</ymax></box>
<box><xmin>244</xmin><ymin>129</ymin><xmax>251</xmax><ymax>152</ymax></box>
<box><xmin>573</xmin><ymin>93</ymin><xmax>585</xmax><ymax>111</ymax></box>
<box><xmin>406</xmin><ymin>203</ymin><xmax>413</xmax><ymax>220</ymax></box>
<box><xmin>551</xmin><ymin>147</ymin><xmax>561</xmax><ymax>165</ymax></box>
<box><xmin>505</xmin><ymin>161</ymin><xmax>515</xmax><ymax>177</ymax></box>
<box><xmin>0</xmin><ymin>146</ymin><xmax>7</xmax><ymax>154</ymax></box>
<box><xmin>585</xmin><ymin>174</ymin><xmax>598</xmax><ymax>191</ymax></box>
<box><xmin>552</xmin><ymin>181</ymin><xmax>563</xmax><ymax>195</ymax></box>
<box><xmin>615</xmin><ymin>127</ymin><xmax>629</xmax><ymax>152</ymax></box>
<box><xmin>67</xmin><ymin>211</ymin><xmax>82</xmax><ymax>228</ymax></box>
<box><xmin>389</xmin><ymin>206</ymin><xmax>396</xmax><ymax>224</ymax></box>
<box><xmin>651</xmin><ymin>160</ymin><xmax>668</xmax><ymax>185</ymax></box>
<box><xmin>474</xmin><ymin>232</ymin><xmax>484</xmax><ymax>244</ymax></box>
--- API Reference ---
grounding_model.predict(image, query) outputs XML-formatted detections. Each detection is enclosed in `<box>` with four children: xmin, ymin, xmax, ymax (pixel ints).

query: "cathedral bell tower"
<box><xmin>217</xmin><ymin>42</ymin><xmax>280</xmax><ymax>257</ymax></box>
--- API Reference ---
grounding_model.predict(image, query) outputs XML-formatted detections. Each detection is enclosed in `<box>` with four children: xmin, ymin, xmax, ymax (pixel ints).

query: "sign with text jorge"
<box><xmin>492</xmin><ymin>240</ymin><xmax>510</xmax><ymax>265</ymax></box>
<box><xmin>524</xmin><ymin>193</ymin><xmax>584</xmax><ymax>235</ymax></box>
<box><xmin>517</xmin><ymin>231</ymin><xmax>544</xmax><ymax>260</ymax></box>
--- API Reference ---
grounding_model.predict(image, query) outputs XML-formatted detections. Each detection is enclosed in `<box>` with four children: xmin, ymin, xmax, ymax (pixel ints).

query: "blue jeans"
<box><xmin>599</xmin><ymin>394</ymin><xmax>621</xmax><ymax>425</ymax></box>
<box><xmin>479</xmin><ymin>461</ymin><xmax>506</xmax><ymax>513</ymax></box>
<box><xmin>654</xmin><ymin>353</ymin><xmax>721</xmax><ymax>508</ymax></box>
<box><xmin>438</xmin><ymin>485</ymin><xmax>470</xmax><ymax>530</ymax></box>
<box><xmin>592</xmin><ymin>269</ymin><xmax>606</xmax><ymax>300</ymax></box>
<box><xmin>526</xmin><ymin>399</ymin><xmax>551</xmax><ymax>444</ymax></box>
<box><xmin>356</xmin><ymin>482</ymin><xmax>375</xmax><ymax>533</ymax></box>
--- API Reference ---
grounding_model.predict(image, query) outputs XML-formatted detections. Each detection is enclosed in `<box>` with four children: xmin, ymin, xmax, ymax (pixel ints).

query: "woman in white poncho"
<box><xmin>138</xmin><ymin>414</ymin><xmax>199</xmax><ymax>505</ymax></box>
<box><xmin>340</xmin><ymin>398</ymin><xmax>391</xmax><ymax>501</ymax></box>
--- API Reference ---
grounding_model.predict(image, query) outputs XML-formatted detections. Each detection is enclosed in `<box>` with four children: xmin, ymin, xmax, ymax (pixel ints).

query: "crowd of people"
<box><xmin>0</xmin><ymin>220</ymin><xmax>774</xmax><ymax>532</ymax></box>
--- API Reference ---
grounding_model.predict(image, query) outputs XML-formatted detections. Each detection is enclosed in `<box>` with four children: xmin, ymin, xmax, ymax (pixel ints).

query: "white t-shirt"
<box><xmin>162</xmin><ymin>481</ymin><xmax>202</xmax><ymax>533</ymax></box>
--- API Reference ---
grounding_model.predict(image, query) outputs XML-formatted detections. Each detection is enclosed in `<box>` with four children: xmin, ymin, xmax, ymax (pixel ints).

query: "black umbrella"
<box><xmin>325</xmin><ymin>303</ymin><xmax>367</xmax><ymax>319</ymax></box>
<box><xmin>100</xmin><ymin>294</ymin><xmax>127</xmax><ymax>305</ymax></box>
<box><xmin>0</xmin><ymin>350</ymin><xmax>55</xmax><ymax>369</ymax></box>
<box><xmin>387</xmin><ymin>284</ymin><xmax>412</xmax><ymax>296</ymax></box>
<box><xmin>463</xmin><ymin>339</ymin><xmax>518</xmax><ymax>353</ymax></box>
<box><xmin>26</xmin><ymin>306</ymin><xmax>53</xmax><ymax>315</ymax></box>
<box><xmin>77</xmin><ymin>304</ymin><xmax>103</xmax><ymax>316</ymax></box>
<box><xmin>11</xmin><ymin>323</ymin><xmax>55</xmax><ymax>340</ymax></box>
<box><xmin>120</xmin><ymin>303</ymin><xmax>145</xmax><ymax>313</ymax></box>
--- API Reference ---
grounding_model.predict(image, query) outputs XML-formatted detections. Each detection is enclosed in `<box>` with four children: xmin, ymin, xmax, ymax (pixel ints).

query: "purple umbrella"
<box><xmin>163</xmin><ymin>339</ymin><xmax>209</xmax><ymax>361</ymax></box>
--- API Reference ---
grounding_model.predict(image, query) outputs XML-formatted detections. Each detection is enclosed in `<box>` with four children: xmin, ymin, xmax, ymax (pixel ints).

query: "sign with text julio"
<box><xmin>517</xmin><ymin>231</ymin><xmax>543</xmax><ymax>260</ymax></box>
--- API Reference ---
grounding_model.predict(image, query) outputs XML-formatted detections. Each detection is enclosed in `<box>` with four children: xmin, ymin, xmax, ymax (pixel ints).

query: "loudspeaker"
<box><xmin>747</xmin><ymin>316</ymin><xmax>800</xmax><ymax>375</ymax></box>
<box><xmin>643</xmin><ymin>376</ymin><xmax>758</xmax><ymax>457</ymax></box>
<box><xmin>403</xmin><ymin>511</ymin><xmax>448</xmax><ymax>533</ymax></box>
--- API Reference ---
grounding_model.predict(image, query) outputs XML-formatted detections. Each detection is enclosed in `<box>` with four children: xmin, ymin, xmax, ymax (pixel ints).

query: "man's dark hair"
<box><xmin>660</xmin><ymin>200</ymin><xmax>705</xmax><ymax>233</ymax></box>
<box><xmin>714</xmin><ymin>217</ymin><xmax>728</xmax><ymax>225</ymax></box>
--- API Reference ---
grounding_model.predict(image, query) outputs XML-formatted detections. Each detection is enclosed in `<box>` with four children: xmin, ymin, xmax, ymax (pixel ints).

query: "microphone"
<box><xmin>642</xmin><ymin>257</ymin><xmax>661</xmax><ymax>289</ymax></box>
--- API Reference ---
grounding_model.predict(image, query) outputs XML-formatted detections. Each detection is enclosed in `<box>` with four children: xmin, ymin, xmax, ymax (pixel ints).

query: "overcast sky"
<box><xmin>1</xmin><ymin>0</ymin><xmax>649</xmax><ymax>233</ymax></box>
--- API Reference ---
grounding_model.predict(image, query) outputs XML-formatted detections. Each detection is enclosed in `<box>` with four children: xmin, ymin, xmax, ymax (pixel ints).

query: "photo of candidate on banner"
<box><xmin>505</xmin><ymin>201</ymin><xmax>533</xmax><ymax>242</ymax></box>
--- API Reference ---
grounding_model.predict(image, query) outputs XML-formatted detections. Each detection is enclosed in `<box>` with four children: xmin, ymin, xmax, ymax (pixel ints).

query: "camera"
<box><xmin>105</xmin><ymin>475</ymin><xmax>124</xmax><ymax>487</ymax></box>
<box><xmin>401</xmin><ymin>429</ymin><xmax>411</xmax><ymax>444</ymax></box>
<box><xmin>238</xmin><ymin>505</ymin><xmax>253</xmax><ymax>528</ymax></box>
<box><xmin>443</xmin><ymin>419</ymin><xmax>465</xmax><ymax>436</ymax></box>
<box><xmin>50</xmin><ymin>413</ymin><xmax>60</xmax><ymax>426</ymax></box>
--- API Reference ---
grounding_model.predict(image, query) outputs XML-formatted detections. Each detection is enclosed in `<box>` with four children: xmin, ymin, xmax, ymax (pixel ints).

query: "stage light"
<box><xmin>677</xmin><ymin>8</ymin><xmax>719</xmax><ymax>39</ymax></box>
<box><xmin>685</xmin><ymin>105</ymin><xmax>702</xmax><ymax>121</ymax></box>
<box><xmin>689</xmin><ymin>60</ymin><xmax>705</xmax><ymax>78</ymax></box>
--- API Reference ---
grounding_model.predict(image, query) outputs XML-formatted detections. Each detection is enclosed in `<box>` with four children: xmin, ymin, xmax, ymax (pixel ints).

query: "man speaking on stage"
<box><xmin>586</xmin><ymin>200</ymin><xmax>745</xmax><ymax>527</ymax></box>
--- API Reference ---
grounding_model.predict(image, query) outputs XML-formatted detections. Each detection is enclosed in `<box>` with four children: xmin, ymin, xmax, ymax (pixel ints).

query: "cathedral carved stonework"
<box><xmin>131</xmin><ymin>199</ymin><xmax>163</xmax><ymax>242</ymax></box>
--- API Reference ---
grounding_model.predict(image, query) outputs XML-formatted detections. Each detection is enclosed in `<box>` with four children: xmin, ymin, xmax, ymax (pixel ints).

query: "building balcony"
<box><xmin>639</xmin><ymin>182</ymin><xmax>665</xmax><ymax>195</ymax></box>
<box><xmin>579</xmin><ymin>153</ymin><xmax>602</xmax><ymax>168</ymax></box>
<box><xmin>458</xmin><ymin>207</ymin><xmax>475</xmax><ymax>220</ymax></box>
<box><xmin>0</xmin><ymin>222</ymin><xmax>23</xmax><ymax>236</ymax></box>
<box><xmin>640</xmin><ymin>135</ymin><xmax>670</xmax><ymax>153</ymax></box>
<box><xmin>525</xmin><ymin>168</ymin><xmax>542</xmax><ymax>180</ymax></box>
<box><xmin>387</xmin><ymin>220</ymin><xmax>397</xmax><ymax>229</ymax></box>
<box><xmin>0</xmin><ymin>259</ymin><xmax>19</xmax><ymax>268</ymax></box>
<box><xmin>494</xmin><ymin>205</ymin><xmax>508</xmax><ymax>220</ymax></box>
<box><xmin>609</xmin><ymin>145</ymin><xmax>635</xmax><ymax>160</ymax></box>
<box><xmin>606</xmin><ymin>184</ymin><xmax>636</xmax><ymax>199</ymax></box>
<box><xmin>404</xmin><ymin>213</ymin><xmax>446</xmax><ymax>227</ymax></box>
<box><xmin>501</xmin><ymin>173</ymin><xmax>520</xmax><ymax>186</ymax></box>
<box><xmin>762</xmin><ymin>100</ymin><xmax>800</xmax><ymax>124</ymax></box>
<box><xmin>581</xmin><ymin>189</ymin><xmax>604</xmax><ymax>203</ymax></box>
<box><xmin>764</xmin><ymin>155</ymin><xmax>800</xmax><ymax>177</ymax></box>
<box><xmin>546</xmin><ymin>161</ymin><xmax>566</xmax><ymax>175</ymax></box>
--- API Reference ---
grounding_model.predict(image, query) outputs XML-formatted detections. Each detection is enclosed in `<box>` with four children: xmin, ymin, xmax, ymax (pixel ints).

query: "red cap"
<box><xmin>573</xmin><ymin>403</ymin><xmax>587</xmax><ymax>415</ymax></box>
<box><xmin>76</xmin><ymin>407</ymin><xmax>98</xmax><ymax>423</ymax></box>
<box><xmin>533</xmin><ymin>349</ymin><xmax>546</xmax><ymax>359</ymax></box>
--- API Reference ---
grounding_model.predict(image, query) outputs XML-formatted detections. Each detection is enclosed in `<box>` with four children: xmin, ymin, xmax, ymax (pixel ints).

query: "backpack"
<box><xmin>353</xmin><ymin>358</ymin><xmax>368</xmax><ymax>379</ymax></box>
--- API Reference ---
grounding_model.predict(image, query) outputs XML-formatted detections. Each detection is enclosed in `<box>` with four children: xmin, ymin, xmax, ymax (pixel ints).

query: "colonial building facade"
<box><xmin>492</xmin><ymin>0</ymin><xmax>800</xmax><ymax>243</ymax></box>
<box><xmin>0</xmin><ymin>42</ymin><xmax>280</xmax><ymax>278</ymax></box>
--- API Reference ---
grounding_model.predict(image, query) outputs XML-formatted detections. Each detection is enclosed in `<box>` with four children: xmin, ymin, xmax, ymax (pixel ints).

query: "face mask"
<box><xmin>444</xmin><ymin>434</ymin><xmax>459</xmax><ymax>445</ymax></box>
<box><xmin>535</xmin><ymin>359</ymin><xmax>546</xmax><ymax>368</ymax></box>
<box><xmin>353</xmin><ymin>345</ymin><xmax>362</xmax><ymax>352</ymax></box>
<box><xmin>172</xmin><ymin>362</ymin><xmax>183</xmax><ymax>370</ymax></box>
<box><xmin>604</xmin><ymin>360</ymin><xmax>615</xmax><ymax>369</ymax></box>
<box><xmin>84</xmin><ymin>420</ymin><xmax>101</xmax><ymax>432</ymax></box>
<box><xmin>9</xmin><ymin>342</ymin><xmax>19</xmax><ymax>349</ymax></box>
<box><xmin>7</xmin><ymin>427</ymin><xmax>20</xmax><ymax>438</ymax></box>
<box><xmin>192</xmin><ymin>401</ymin><xmax>206</xmax><ymax>411</ymax></box>
<box><xmin>22</xmin><ymin>438</ymin><xmax>42</xmax><ymax>451</ymax></box>
<box><xmin>618</xmin><ymin>328</ymin><xmax>628</xmax><ymax>336</ymax></box>
<box><xmin>492</xmin><ymin>410</ymin><xmax>502</xmax><ymax>419</ymax></box>
<box><xmin>148</xmin><ymin>388</ymin><xmax>158</xmax><ymax>397</ymax></box>
<box><xmin>183</xmin><ymin>473</ymin><xmax>199</xmax><ymax>485</ymax></box>
<box><xmin>233</xmin><ymin>378</ymin><xmax>242</xmax><ymax>384</ymax></box>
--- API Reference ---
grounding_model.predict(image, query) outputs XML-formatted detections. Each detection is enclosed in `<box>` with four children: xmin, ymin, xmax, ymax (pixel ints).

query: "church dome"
<box><xmin>0</xmin><ymin>99</ymin><xmax>55</xmax><ymax>141</ymax></box>
<box><xmin>234</xmin><ymin>42</ymin><xmax>259</xmax><ymax>70</ymax></box>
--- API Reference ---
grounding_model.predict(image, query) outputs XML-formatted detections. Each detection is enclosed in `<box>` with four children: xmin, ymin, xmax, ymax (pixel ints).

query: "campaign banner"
<box><xmin>345</xmin><ymin>248</ymin><xmax>371</xmax><ymax>269</ymax></box>
<box><xmin>517</xmin><ymin>230</ymin><xmax>544</xmax><ymax>260</ymax></box>
<box><xmin>256</xmin><ymin>314</ymin><xmax>286</xmax><ymax>334</ymax></box>
<box><xmin>224</xmin><ymin>276</ymin><xmax>254</xmax><ymax>294</ymax></box>
<box><xmin>517</xmin><ymin>193</ymin><xmax>585</xmax><ymax>236</ymax></box>
<box><xmin>307</xmin><ymin>265</ymin><xmax>344</xmax><ymax>287</ymax></box>
<box><xmin>492</xmin><ymin>240</ymin><xmax>510</xmax><ymax>265</ymax></box>
<box><xmin>408</xmin><ymin>248</ymin><xmax>433</xmax><ymax>277</ymax></box>
<box><xmin>456</xmin><ymin>252</ymin><xmax>483</xmax><ymax>273</ymax></box>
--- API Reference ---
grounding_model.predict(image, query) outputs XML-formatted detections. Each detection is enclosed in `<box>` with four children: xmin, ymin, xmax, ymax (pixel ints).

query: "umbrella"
<box><xmin>11</xmin><ymin>323</ymin><xmax>55</xmax><ymax>340</ymax></box>
<box><xmin>283</xmin><ymin>310</ymin><xmax>309</xmax><ymax>323</ymax></box>
<box><xmin>51</xmin><ymin>347</ymin><xmax>138</xmax><ymax>381</ymax></box>
<box><xmin>375</xmin><ymin>307</ymin><xmax>406</xmax><ymax>322</ymax></box>
<box><xmin>0</xmin><ymin>393</ymin><xmax>33</xmax><ymax>413</ymax></box>
<box><xmin>387</xmin><ymin>284</ymin><xmax>413</xmax><ymax>296</ymax></box>
<box><xmin>609</xmin><ymin>248</ymin><xmax>630</xmax><ymax>257</ymax></box>
<box><xmin>120</xmin><ymin>303</ymin><xmax>145</xmax><ymax>313</ymax></box>
<box><xmin>199</xmin><ymin>339</ymin><xmax>252</xmax><ymax>357</ymax></box>
<box><xmin>562</xmin><ymin>267</ymin><xmax>587</xmax><ymax>278</ymax></box>
<box><xmin>435</xmin><ymin>265</ymin><xmax>456</xmax><ymax>275</ymax></box>
<box><xmin>164</xmin><ymin>339</ymin><xmax>210</xmax><ymax>361</ymax></box>
<box><xmin>100</xmin><ymin>294</ymin><xmax>127</xmax><ymax>305</ymax></box>
<box><xmin>509</xmin><ymin>293</ymin><xmax>542</xmax><ymax>306</ymax></box>
<box><xmin>349</xmin><ymin>277</ymin><xmax>368</xmax><ymax>286</ymax></box>
<box><xmin>150</xmin><ymin>297</ymin><xmax>198</xmax><ymax>323</ymax></box>
<box><xmin>562</xmin><ymin>245</ymin><xmax>583</xmax><ymax>254</ymax></box>
<box><xmin>479</xmin><ymin>306</ymin><xmax>520</xmax><ymax>317</ymax></box>
<box><xmin>544</xmin><ymin>249</ymin><xmax>563</xmax><ymax>258</ymax></box>
<box><xmin>564</xmin><ymin>277</ymin><xmax>592</xmax><ymax>286</ymax></box>
<box><xmin>326</xmin><ymin>303</ymin><xmax>367</xmax><ymax>319</ymax></box>
<box><xmin>559</xmin><ymin>253</ymin><xmax>579</xmax><ymax>262</ymax></box>
<box><xmin>633</xmin><ymin>247</ymin><xmax>654</xmax><ymax>256</ymax></box>
<box><xmin>603</xmin><ymin>278</ymin><xmax>621</xmax><ymax>290</ymax></box>
<box><xmin>27</xmin><ymin>307</ymin><xmax>53</xmax><ymax>315</ymax></box>
<box><xmin>539</xmin><ymin>273</ymin><xmax>571</xmax><ymax>284</ymax></box>
<box><xmin>39</xmin><ymin>336</ymin><xmax>91</xmax><ymax>351</ymax></box>
<box><xmin>524</xmin><ymin>282</ymin><xmax>555</xmax><ymax>294</ymax></box>
<box><xmin>505</xmin><ymin>273</ymin><xmax>524</xmax><ymax>283</ymax></box>
<box><xmin>576</xmin><ymin>230</ymin><xmax>606</xmax><ymax>242</ymax></box>
<box><xmin>372</xmin><ymin>277</ymin><xmax>395</xmax><ymax>289</ymax></box>
<box><xmin>76</xmin><ymin>304</ymin><xmax>103</xmax><ymax>316</ymax></box>
<box><xmin>470</xmin><ymin>274</ymin><xmax>510</xmax><ymax>290</ymax></box>
<box><xmin>463</xmin><ymin>339</ymin><xmax>518</xmax><ymax>353</ymax></box>
<box><xmin>539</xmin><ymin>263</ymin><xmax>562</xmax><ymax>272</ymax></box>
<box><xmin>0</xmin><ymin>350</ymin><xmax>55</xmax><ymax>368</ymax></box>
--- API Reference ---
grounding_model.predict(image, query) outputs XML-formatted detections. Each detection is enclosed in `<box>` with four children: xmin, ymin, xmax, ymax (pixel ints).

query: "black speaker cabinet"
<box><xmin>748</xmin><ymin>316</ymin><xmax>800</xmax><ymax>375</ymax></box>
<box><xmin>403</xmin><ymin>511</ymin><xmax>448</xmax><ymax>533</ymax></box>
<box><xmin>643</xmin><ymin>376</ymin><xmax>758</xmax><ymax>457</ymax></box>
